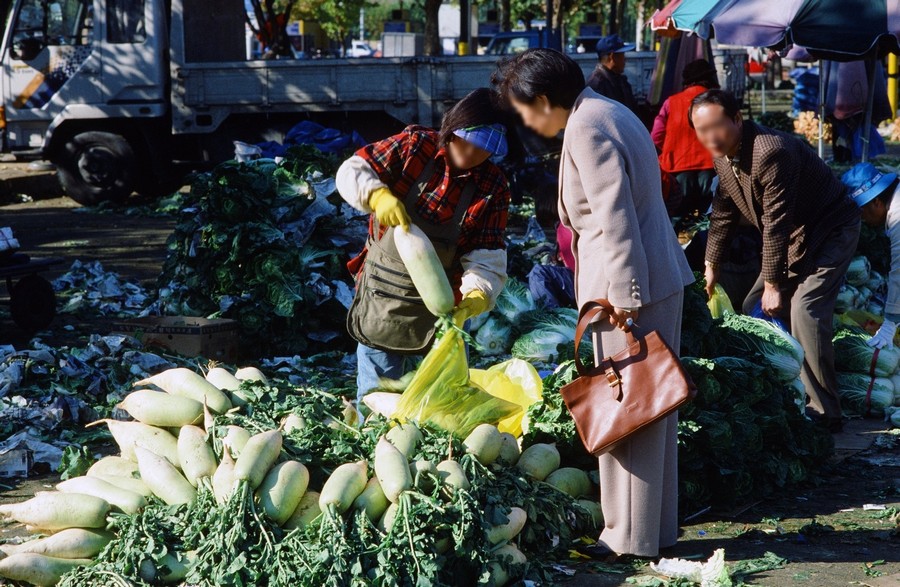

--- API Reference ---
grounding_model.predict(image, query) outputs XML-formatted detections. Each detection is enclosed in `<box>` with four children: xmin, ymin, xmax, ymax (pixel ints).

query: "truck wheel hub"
<box><xmin>77</xmin><ymin>147</ymin><xmax>119</xmax><ymax>187</ymax></box>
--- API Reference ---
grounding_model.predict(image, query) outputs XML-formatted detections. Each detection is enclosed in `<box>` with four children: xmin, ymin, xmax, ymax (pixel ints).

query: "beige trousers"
<box><xmin>591</xmin><ymin>290</ymin><xmax>683</xmax><ymax>556</ymax></box>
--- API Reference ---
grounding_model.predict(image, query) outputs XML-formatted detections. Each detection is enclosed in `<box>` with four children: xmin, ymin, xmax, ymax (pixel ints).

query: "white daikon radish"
<box><xmin>0</xmin><ymin>492</ymin><xmax>109</xmax><ymax>531</ymax></box>
<box><xmin>89</xmin><ymin>419</ymin><xmax>180</xmax><ymax>468</ymax></box>
<box><xmin>205</xmin><ymin>367</ymin><xmax>241</xmax><ymax>391</ymax></box>
<box><xmin>91</xmin><ymin>474</ymin><xmax>153</xmax><ymax>498</ymax></box>
<box><xmin>393</xmin><ymin>224</ymin><xmax>454</xmax><ymax>316</ymax></box>
<box><xmin>234</xmin><ymin>366</ymin><xmax>268</xmax><ymax>384</ymax></box>
<box><xmin>0</xmin><ymin>553</ymin><xmax>92</xmax><ymax>587</ymax></box>
<box><xmin>178</xmin><ymin>425</ymin><xmax>217</xmax><ymax>486</ymax></box>
<box><xmin>117</xmin><ymin>389</ymin><xmax>204</xmax><ymax>427</ymax></box>
<box><xmin>134</xmin><ymin>368</ymin><xmax>232</xmax><ymax>414</ymax></box>
<box><xmin>134</xmin><ymin>446</ymin><xmax>197</xmax><ymax>506</ymax></box>
<box><xmin>56</xmin><ymin>476</ymin><xmax>146</xmax><ymax>515</ymax></box>
<box><xmin>7</xmin><ymin>528</ymin><xmax>112</xmax><ymax>559</ymax></box>
<box><xmin>86</xmin><ymin>456</ymin><xmax>139</xmax><ymax>479</ymax></box>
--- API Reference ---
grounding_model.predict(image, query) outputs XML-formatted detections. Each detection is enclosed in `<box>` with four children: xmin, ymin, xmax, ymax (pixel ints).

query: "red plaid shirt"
<box><xmin>349</xmin><ymin>125</ymin><xmax>510</xmax><ymax>275</ymax></box>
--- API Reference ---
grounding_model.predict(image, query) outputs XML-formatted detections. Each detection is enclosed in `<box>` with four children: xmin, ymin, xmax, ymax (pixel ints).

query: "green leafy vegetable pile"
<box><xmin>679</xmin><ymin>357</ymin><xmax>833</xmax><ymax>512</ymax></box>
<box><xmin>153</xmin><ymin>147</ymin><xmax>356</xmax><ymax>356</ymax></box>
<box><xmin>47</xmin><ymin>376</ymin><xmax>596</xmax><ymax>587</ymax></box>
<box><xmin>523</xmin><ymin>357</ymin><xmax>833</xmax><ymax>515</ymax></box>
<box><xmin>709</xmin><ymin>313</ymin><xmax>805</xmax><ymax>384</ymax></box>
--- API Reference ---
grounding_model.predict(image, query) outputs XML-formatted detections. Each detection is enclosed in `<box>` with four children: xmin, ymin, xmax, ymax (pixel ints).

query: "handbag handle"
<box><xmin>572</xmin><ymin>299</ymin><xmax>636</xmax><ymax>377</ymax></box>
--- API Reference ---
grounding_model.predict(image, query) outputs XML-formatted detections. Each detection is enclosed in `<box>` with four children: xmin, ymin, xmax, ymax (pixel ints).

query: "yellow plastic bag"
<box><xmin>838</xmin><ymin>309</ymin><xmax>883</xmax><ymax>334</ymax></box>
<box><xmin>470</xmin><ymin>359</ymin><xmax>543</xmax><ymax>437</ymax></box>
<box><xmin>394</xmin><ymin>328</ymin><xmax>521</xmax><ymax>438</ymax></box>
<box><xmin>707</xmin><ymin>284</ymin><xmax>735</xmax><ymax>319</ymax></box>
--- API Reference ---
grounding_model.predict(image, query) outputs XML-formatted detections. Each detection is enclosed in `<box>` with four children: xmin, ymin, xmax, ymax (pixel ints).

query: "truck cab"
<box><xmin>1</xmin><ymin>0</ymin><xmax>166</xmax><ymax>204</ymax></box>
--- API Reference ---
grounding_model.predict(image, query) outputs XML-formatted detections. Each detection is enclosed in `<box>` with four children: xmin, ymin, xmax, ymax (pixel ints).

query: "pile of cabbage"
<box><xmin>826</xmin><ymin>254</ymin><xmax>900</xmax><ymax>416</ymax></box>
<box><xmin>832</xmin><ymin>327</ymin><xmax>900</xmax><ymax>416</ymax></box>
<box><xmin>469</xmin><ymin>279</ymin><xmax>590</xmax><ymax>364</ymax></box>
<box><xmin>835</xmin><ymin>256</ymin><xmax>887</xmax><ymax>315</ymax></box>
<box><xmin>678</xmin><ymin>356</ymin><xmax>833</xmax><ymax>510</ymax></box>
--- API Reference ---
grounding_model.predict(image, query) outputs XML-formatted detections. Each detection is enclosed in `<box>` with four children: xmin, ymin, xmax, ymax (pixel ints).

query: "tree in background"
<box><xmin>289</xmin><ymin>0</ymin><xmax>373</xmax><ymax>53</ymax></box>
<box><xmin>509</xmin><ymin>0</ymin><xmax>544</xmax><ymax>30</ymax></box>
<box><xmin>247</xmin><ymin>0</ymin><xmax>296</xmax><ymax>59</ymax></box>
<box><xmin>423</xmin><ymin>0</ymin><xmax>442</xmax><ymax>55</ymax></box>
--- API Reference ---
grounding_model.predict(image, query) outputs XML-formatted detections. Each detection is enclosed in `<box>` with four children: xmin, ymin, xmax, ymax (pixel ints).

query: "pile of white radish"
<box><xmin>0</xmin><ymin>363</ymin><xmax>600</xmax><ymax>587</ymax></box>
<box><xmin>0</xmin><ymin>364</ymin><xmax>268</xmax><ymax>587</ymax></box>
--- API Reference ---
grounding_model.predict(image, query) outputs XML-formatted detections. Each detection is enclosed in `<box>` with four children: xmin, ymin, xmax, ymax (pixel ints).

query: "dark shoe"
<box><xmin>574</xmin><ymin>542</ymin><xmax>617</xmax><ymax>560</ymax></box>
<box><xmin>807</xmin><ymin>412</ymin><xmax>844</xmax><ymax>433</ymax></box>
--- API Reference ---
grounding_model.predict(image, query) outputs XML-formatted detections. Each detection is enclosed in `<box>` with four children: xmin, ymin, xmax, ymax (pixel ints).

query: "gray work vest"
<box><xmin>347</xmin><ymin>159</ymin><xmax>476</xmax><ymax>354</ymax></box>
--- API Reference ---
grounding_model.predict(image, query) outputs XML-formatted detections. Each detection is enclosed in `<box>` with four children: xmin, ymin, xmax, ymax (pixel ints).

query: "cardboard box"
<box><xmin>113</xmin><ymin>316</ymin><xmax>239</xmax><ymax>361</ymax></box>
<box><xmin>0</xmin><ymin>448</ymin><xmax>32</xmax><ymax>478</ymax></box>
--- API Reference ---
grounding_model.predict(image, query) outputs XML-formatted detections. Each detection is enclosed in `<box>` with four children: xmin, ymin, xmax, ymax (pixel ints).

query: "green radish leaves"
<box><xmin>58</xmin><ymin>445</ymin><xmax>94</xmax><ymax>481</ymax></box>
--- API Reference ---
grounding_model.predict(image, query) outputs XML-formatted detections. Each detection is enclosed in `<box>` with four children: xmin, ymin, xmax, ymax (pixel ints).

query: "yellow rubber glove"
<box><xmin>369</xmin><ymin>187</ymin><xmax>410</xmax><ymax>230</ymax></box>
<box><xmin>453</xmin><ymin>290</ymin><xmax>490</xmax><ymax>325</ymax></box>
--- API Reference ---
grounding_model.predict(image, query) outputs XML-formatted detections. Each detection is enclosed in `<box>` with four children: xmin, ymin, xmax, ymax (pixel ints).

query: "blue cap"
<box><xmin>453</xmin><ymin>123</ymin><xmax>508</xmax><ymax>158</ymax></box>
<box><xmin>841</xmin><ymin>163</ymin><xmax>897</xmax><ymax>208</ymax></box>
<box><xmin>596</xmin><ymin>35</ymin><xmax>635</xmax><ymax>56</ymax></box>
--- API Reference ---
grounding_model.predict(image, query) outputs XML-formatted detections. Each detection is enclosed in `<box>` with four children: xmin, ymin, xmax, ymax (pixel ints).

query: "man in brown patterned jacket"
<box><xmin>691</xmin><ymin>89</ymin><xmax>860</xmax><ymax>433</ymax></box>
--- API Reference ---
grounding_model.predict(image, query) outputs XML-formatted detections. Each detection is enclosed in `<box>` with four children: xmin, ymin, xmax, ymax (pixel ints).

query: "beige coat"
<box><xmin>559</xmin><ymin>88</ymin><xmax>693</xmax><ymax>310</ymax></box>
<box><xmin>558</xmin><ymin>88</ymin><xmax>693</xmax><ymax>556</ymax></box>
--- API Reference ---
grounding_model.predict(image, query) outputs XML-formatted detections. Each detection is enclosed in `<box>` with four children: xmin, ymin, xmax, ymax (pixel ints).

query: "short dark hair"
<box><xmin>688</xmin><ymin>89</ymin><xmax>741</xmax><ymax>129</ymax></box>
<box><xmin>493</xmin><ymin>49</ymin><xmax>586</xmax><ymax>110</ymax></box>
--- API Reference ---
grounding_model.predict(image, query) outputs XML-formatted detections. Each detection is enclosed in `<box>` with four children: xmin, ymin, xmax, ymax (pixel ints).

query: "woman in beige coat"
<box><xmin>495</xmin><ymin>49</ymin><xmax>694</xmax><ymax>558</ymax></box>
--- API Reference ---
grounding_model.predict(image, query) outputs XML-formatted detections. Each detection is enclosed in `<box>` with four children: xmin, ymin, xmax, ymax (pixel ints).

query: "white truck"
<box><xmin>0</xmin><ymin>0</ymin><xmax>740</xmax><ymax>204</ymax></box>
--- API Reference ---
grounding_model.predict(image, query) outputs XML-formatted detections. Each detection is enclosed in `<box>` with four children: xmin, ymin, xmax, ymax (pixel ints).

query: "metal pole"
<box><xmin>635</xmin><ymin>1</ymin><xmax>644</xmax><ymax>51</ymax></box>
<box><xmin>459</xmin><ymin>0</ymin><xmax>470</xmax><ymax>55</ymax></box>
<box><xmin>818</xmin><ymin>60</ymin><xmax>827</xmax><ymax>159</ymax></box>
<box><xmin>890</xmin><ymin>53</ymin><xmax>899</xmax><ymax>118</ymax></box>
<box><xmin>862</xmin><ymin>58</ymin><xmax>878</xmax><ymax>162</ymax></box>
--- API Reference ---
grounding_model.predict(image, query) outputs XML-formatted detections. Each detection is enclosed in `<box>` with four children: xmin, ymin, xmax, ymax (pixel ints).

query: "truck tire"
<box><xmin>57</xmin><ymin>131</ymin><xmax>136</xmax><ymax>206</ymax></box>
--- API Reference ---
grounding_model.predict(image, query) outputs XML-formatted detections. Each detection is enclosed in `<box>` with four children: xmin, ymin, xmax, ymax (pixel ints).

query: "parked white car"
<box><xmin>347</xmin><ymin>40</ymin><xmax>374</xmax><ymax>58</ymax></box>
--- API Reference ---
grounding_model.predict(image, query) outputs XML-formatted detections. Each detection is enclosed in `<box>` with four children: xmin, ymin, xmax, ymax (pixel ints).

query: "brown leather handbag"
<box><xmin>560</xmin><ymin>299</ymin><xmax>697</xmax><ymax>456</ymax></box>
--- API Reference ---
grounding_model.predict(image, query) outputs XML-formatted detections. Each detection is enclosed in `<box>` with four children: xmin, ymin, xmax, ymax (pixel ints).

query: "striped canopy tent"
<box><xmin>650</xmin><ymin>0</ymin><xmax>900</xmax><ymax>160</ymax></box>
<box><xmin>710</xmin><ymin>0</ymin><xmax>900</xmax><ymax>60</ymax></box>
<box><xmin>651</xmin><ymin>0</ymin><xmax>900</xmax><ymax>58</ymax></box>
<box><xmin>650</xmin><ymin>0</ymin><xmax>732</xmax><ymax>41</ymax></box>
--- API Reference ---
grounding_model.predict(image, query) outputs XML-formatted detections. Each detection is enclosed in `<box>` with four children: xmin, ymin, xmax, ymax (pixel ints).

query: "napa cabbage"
<box><xmin>833</xmin><ymin>327</ymin><xmax>900</xmax><ymax>377</ymax></box>
<box><xmin>836</xmin><ymin>372</ymin><xmax>894</xmax><ymax>416</ymax></box>
<box><xmin>716</xmin><ymin>314</ymin><xmax>804</xmax><ymax>383</ymax></box>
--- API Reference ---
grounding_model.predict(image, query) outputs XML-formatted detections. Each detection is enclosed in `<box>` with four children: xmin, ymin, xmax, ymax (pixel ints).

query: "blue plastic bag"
<box><xmin>751</xmin><ymin>301</ymin><xmax>790</xmax><ymax>332</ymax></box>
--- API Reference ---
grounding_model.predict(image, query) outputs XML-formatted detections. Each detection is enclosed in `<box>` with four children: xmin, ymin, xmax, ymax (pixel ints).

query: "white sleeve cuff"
<box><xmin>459</xmin><ymin>248</ymin><xmax>508</xmax><ymax>305</ymax></box>
<box><xmin>335</xmin><ymin>155</ymin><xmax>389</xmax><ymax>212</ymax></box>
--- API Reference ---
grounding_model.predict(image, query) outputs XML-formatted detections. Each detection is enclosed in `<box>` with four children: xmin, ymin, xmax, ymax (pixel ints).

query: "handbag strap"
<box><xmin>864</xmin><ymin>347</ymin><xmax>880</xmax><ymax>417</ymax></box>
<box><xmin>572</xmin><ymin>299</ymin><xmax>636</xmax><ymax>377</ymax></box>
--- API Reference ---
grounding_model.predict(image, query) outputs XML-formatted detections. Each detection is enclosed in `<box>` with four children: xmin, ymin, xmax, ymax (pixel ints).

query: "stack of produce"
<box><xmin>521</xmin><ymin>354</ymin><xmax>833</xmax><ymax>514</ymax></box>
<box><xmin>793</xmin><ymin>111</ymin><xmax>832</xmax><ymax>145</ymax></box>
<box><xmin>834</xmin><ymin>255</ymin><xmax>887</xmax><ymax>315</ymax></box>
<box><xmin>469</xmin><ymin>279</ymin><xmax>590</xmax><ymax>364</ymax></box>
<box><xmin>832</xmin><ymin>327</ymin><xmax>900</xmax><ymax>415</ymax></box>
<box><xmin>152</xmin><ymin>146</ymin><xmax>356</xmax><ymax>356</ymax></box>
<box><xmin>704</xmin><ymin>313</ymin><xmax>807</xmax><ymax>411</ymax></box>
<box><xmin>678</xmin><ymin>357</ymin><xmax>833</xmax><ymax>509</ymax></box>
<box><xmin>0</xmin><ymin>366</ymin><xmax>599</xmax><ymax>586</ymax></box>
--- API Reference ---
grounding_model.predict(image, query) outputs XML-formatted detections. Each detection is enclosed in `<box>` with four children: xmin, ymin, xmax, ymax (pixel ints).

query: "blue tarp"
<box><xmin>257</xmin><ymin>121</ymin><xmax>366</xmax><ymax>158</ymax></box>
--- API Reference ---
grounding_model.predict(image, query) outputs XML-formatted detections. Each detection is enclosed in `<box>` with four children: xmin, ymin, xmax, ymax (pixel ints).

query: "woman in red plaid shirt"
<box><xmin>336</xmin><ymin>88</ymin><xmax>512</xmax><ymax>409</ymax></box>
